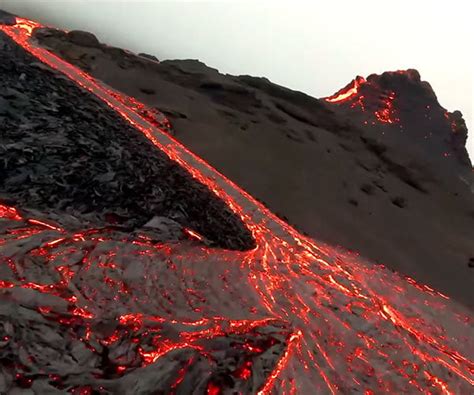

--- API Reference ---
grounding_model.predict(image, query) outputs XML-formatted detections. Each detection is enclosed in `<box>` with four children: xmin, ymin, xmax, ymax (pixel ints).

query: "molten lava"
<box><xmin>13</xmin><ymin>17</ymin><xmax>40</xmax><ymax>35</ymax></box>
<box><xmin>325</xmin><ymin>75</ymin><xmax>402</xmax><ymax>126</ymax></box>
<box><xmin>0</xmin><ymin>17</ymin><xmax>472</xmax><ymax>394</ymax></box>
<box><xmin>325</xmin><ymin>76</ymin><xmax>366</xmax><ymax>103</ymax></box>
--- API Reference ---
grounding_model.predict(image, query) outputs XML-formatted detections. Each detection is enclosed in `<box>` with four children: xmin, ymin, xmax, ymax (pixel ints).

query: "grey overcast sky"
<box><xmin>2</xmin><ymin>0</ymin><xmax>473</xmax><ymax>159</ymax></box>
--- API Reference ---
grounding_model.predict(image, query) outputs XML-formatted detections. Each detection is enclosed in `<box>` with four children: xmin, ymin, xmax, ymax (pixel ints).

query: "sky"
<box><xmin>2</xmin><ymin>0</ymin><xmax>473</xmax><ymax>159</ymax></box>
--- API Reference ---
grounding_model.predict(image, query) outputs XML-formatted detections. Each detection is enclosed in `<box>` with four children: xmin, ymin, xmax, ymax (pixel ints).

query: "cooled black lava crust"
<box><xmin>0</xmin><ymin>32</ymin><xmax>255</xmax><ymax>250</ymax></box>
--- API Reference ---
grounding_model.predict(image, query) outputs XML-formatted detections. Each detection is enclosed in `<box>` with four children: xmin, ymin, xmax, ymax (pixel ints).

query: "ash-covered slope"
<box><xmin>31</xmin><ymin>26</ymin><xmax>474</xmax><ymax>306</ymax></box>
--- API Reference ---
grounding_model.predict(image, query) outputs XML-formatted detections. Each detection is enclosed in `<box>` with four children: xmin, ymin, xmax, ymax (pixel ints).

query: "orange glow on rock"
<box><xmin>374</xmin><ymin>91</ymin><xmax>399</xmax><ymax>124</ymax></box>
<box><xmin>325</xmin><ymin>76</ymin><xmax>366</xmax><ymax>103</ymax></box>
<box><xmin>183</xmin><ymin>227</ymin><xmax>205</xmax><ymax>241</ymax></box>
<box><xmin>0</xmin><ymin>16</ymin><xmax>472</xmax><ymax>395</ymax></box>
<box><xmin>14</xmin><ymin>17</ymin><xmax>40</xmax><ymax>36</ymax></box>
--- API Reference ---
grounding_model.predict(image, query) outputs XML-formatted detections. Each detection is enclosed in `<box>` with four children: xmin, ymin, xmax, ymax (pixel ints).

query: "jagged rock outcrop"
<box><xmin>326</xmin><ymin>69</ymin><xmax>472</xmax><ymax>168</ymax></box>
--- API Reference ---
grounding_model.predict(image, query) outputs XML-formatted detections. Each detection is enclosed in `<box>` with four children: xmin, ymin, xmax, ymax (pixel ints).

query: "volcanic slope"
<box><xmin>32</xmin><ymin>26</ymin><xmax>474</xmax><ymax>307</ymax></box>
<box><xmin>0</xmin><ymin>28</ymin><xmax>284</xmax><ymax>394</ymax></box>
<box><xmin>0</xmin><ymin>15</ymin><xmax>473</xmax><ymax>395</ymax></box>
<box><xmin>0</xmin><ymin>31</ymin><xmax>254</xmax><ymax>251</ymax></box>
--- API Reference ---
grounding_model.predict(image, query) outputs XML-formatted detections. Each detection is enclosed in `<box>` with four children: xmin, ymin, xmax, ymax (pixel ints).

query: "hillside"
<box><xmin>31</xmin><ymin>25</ymin><xmax>474</xmax><ymax>306</ymax></box>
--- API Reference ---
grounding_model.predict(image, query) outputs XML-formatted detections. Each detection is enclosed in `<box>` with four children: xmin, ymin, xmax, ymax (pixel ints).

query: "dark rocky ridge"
<box><xmin>0</xmin><ymin>31</ymin><xmax>255</xmax><ymax>251</ymax></box>
<box><xmin>332</xmin><ymin>69</ymin><xmax>471</xmax><ymax>168</ymax></box>
<box><xmin>29</xmin><ymin>26</ymin><xmax>474</xmax><ymax>307</ymax></box>
<box><xmin>0</xmin><ymin>9</ymin><xmax>15</xmax><ymax>25</ymax></box>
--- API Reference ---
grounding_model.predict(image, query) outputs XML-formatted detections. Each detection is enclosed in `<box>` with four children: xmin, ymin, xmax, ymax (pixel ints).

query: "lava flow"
<box><xmin>1</xmin><ymin>18</ymin><xmax>473</xmax><ymax>394</ymax></box>
<box><xmin>325</xmin><ymin>75</ymin><xmax>401</xmax><ymax>125</ymax></box>
<box><xmin>325</xmin><ymin>76</ymin><xmax>366</xmax><ymax>103</ymax></box>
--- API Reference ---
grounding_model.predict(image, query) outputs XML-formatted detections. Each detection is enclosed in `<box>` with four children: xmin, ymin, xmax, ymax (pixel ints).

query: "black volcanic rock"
<box><xmin>0</xmin><ymin>31</ymin><xmax>254</xmax><ymax>251</ymax></box>
<box><xmin>449</xmin><ymin>110</ymin><xmax>470</xmax><ymax>165</ymax></box>
<box><xmin>0</xmin><ymin>9</ymin><xmax>15</xmax><ymax>25</ymax></box>
<box><xmin>34</xmin><ymin>27</ymin><xmax>67</xmax><ymax>40</ymax></box>
<box><xmin>339</xmin><ymin>69</ymin><xmax>472</xmax><ymax>168</ymax></box>
<box><xmin>67</xmin><ymin>30</ymin><xmax>100</xmax><ymax>47</ymax></box>
<box><xmin>139</xmin><ymin>52</ymin><xmax>159</xmax><ymax>62</ymax></box>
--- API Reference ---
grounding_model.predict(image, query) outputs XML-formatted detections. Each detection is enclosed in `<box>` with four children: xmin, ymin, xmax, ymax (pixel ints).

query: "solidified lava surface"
<box><xmin>0</xmin><ymin>16</ymin><xmax>473</xmax><ymax>395</ymax></box>
<box><xmin>0</xmin><ymin>31</ymin><xmax>254</xmax><ymax>251</ymax></box>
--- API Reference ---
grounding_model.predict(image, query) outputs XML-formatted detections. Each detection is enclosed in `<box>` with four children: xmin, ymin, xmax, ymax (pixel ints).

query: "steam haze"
<box><xmin>2</xmin><ymin>0</ymin><xmax>472</xmax><ymax>159</ymax></box>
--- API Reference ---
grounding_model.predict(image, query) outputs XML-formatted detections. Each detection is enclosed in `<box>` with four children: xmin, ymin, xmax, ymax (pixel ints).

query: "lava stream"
<box><xmin>0</xmin><ymin>18</ymin><xmax>472</xmax><ymax>394</ymax></box>
<box><xmin>325</xmin><ymin>76</ymin><xmax>366</xmax><ymax>103</ymax></box>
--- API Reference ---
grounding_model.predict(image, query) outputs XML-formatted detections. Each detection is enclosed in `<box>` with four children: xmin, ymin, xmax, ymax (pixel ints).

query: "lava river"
<box><xmin>0</xmin><ymin>18</ymin><xmax>473</xmax><ymax>394</ymax></box>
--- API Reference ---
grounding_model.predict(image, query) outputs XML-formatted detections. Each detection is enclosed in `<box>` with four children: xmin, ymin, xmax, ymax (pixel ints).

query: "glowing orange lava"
<box><xmin>0</xmin><ymin>17</ymin><xmax>472</xmax><ymax>394</ymax></box>
<box><xmin>325</xmin><ymin>76</ymin><xmax>366</xmax><ymax>103</ymax></box>
<box><xmin>325</xmin><ymin>76</ymin><xmax>401</xmax><ymax>126</ymax></box>
<box><xmin>13</xmin><ymin>17</ymin><xmax>40</xmax><ymax>35</ymax></box>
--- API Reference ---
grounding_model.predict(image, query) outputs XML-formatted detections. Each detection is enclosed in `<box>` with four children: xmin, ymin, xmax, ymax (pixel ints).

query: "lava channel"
<box><xmin>0</xmin><ymin>17</ymin><xmax>473</xmax><ymax>395</ymax></box>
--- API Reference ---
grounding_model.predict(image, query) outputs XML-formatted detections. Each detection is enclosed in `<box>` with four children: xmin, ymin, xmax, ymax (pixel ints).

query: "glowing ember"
<box><xmin>444</xmin><ymin>111</ymin><xmax>458</xmax><ymax>133</ymax></box>
<box><xmin>13</xmin><ymin>17</ymin><xmax>40</xmax><ymax>35</ymax></box>
<box><xmin>350</xmin><ymin>94</ymin><xmax>366</xmax><ymax>111</ymax></box>
<box><xmin>325</xmin><ymin>75</ymin><xmax>402</xmax><ymax>126</ymax></box>
<box><xmin>374</xmin><ymin>91</ymin><xmax>399</xmax><ymax>124</ymax></box>
<box><xmin>0</xmin><ymin>17</ymin><xmax>472</xmax><ymax>394</ymax></box>
<box><xmin>183</xmin><ymin>227</ymin><xmax>205</xmax><ymax>241</ymax></box>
